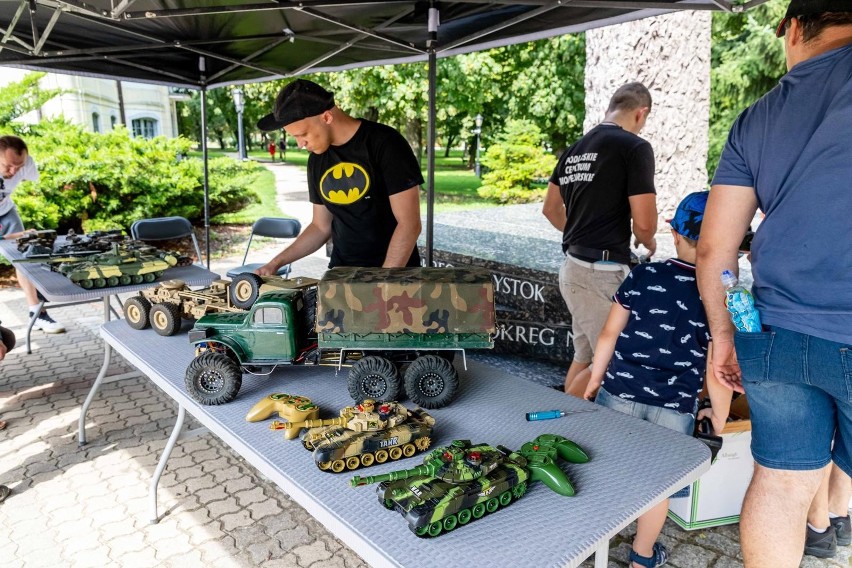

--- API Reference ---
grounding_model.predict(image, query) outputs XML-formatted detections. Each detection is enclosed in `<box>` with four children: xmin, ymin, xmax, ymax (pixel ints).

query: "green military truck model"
<box><xmin>185</xmin><ymin>267</ymin><xmax>496</xmax><ymax>409</ymax></box>
<box><xmin>123</xmin><ymin>274</ymin><xmax>319</xmax><ymax>336</ymax></box>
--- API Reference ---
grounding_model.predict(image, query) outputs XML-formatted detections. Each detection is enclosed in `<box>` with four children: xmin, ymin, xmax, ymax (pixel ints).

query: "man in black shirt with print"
<box><xmin>543</xmin><ymin>82</ymin><xmax>658</xmax><ymax>397</ymax></box>
<box><xmin>256</xmin><ymin>80</ymin><xmax>422</xmax><ymax>272</ymax></box>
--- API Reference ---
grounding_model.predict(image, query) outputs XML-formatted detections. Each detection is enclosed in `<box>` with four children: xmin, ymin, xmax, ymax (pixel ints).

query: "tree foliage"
<box><xmin>708</xmin><ymin>0</ymin><xmax>786</xmax><ymax>177</ymax></box>
<box><xmin>476</xmin><ymin>119</ymin><xmax>556</xmax><ymax>204</ymax></box>
<box><xmin>0</xmin><ymin>72</ymin><xmax>62</xmax><ymax>125</ymax></box>
<box><xmin>174</xmin><ymin>35</ymin><xmax>586</xmax><ymax>170</ymax></box>
<box><xmin>1</xmin><ymin>75</ymin><xmax>261</xmax><ymax>233</ymax></box>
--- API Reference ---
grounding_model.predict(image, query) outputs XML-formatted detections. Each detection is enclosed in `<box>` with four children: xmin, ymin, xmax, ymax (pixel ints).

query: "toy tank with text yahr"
<box><xmin>281</xmin><ymin>400</ymin><xmax>435</xmax><ymax>473</ymax></box>
<box><xmin>55</xmin><ymin>243</ymin><xmax>177</xmax><ymax>289</ymax></box>
<box><xmin>350</xmin><ymin>435</ymin><xmax>589</xmax><ymax>537</ymax></box>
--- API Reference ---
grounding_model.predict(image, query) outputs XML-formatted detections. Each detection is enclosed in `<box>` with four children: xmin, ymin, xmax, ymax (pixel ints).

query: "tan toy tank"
<box><xmin>281</xmin><ymin>399</ymin><xmax>435</xmax><ymax>473</ymax></box>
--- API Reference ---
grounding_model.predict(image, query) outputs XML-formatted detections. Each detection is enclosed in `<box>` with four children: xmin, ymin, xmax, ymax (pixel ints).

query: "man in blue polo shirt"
<box><xmin>697</xmin><ymin>1</ymin><xmax>852</xmax><ymax>565</ymax></box>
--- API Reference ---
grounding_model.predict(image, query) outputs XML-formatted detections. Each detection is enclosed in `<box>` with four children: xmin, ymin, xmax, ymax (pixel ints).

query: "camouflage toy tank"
<box><xmin>350</xmin><ymin>435</ymin><xmax>589</xmax><ymax>537</ymax></box>
<box><xmin>280</xmin><ymin>399</ymin><xmax>435</xmax><ymax>473</ymax></box>
<box><xmin>55</xmin><ymin>243</ymin><xmax>178</xmax><ymax>289</ymax></box>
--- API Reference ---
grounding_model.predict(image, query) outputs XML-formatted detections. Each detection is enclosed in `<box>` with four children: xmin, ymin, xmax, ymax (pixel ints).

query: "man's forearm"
<box><xmin>383</xmin><ymin>221</ymin><xmax>421</xmax><ymax>268</ymax></box>
<box><xmin>265</xmin><ymin>224</ymin><xmax>329</xmax><ymax>270</ymax></box>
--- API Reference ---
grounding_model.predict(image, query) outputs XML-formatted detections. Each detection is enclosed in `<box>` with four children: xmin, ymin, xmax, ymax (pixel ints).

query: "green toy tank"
<box><xmin>350</xmin><ymin>435</ymin><xmax>590</xmax><ymax>537</ymax></box>
<box><xmin>54</xmin><ymin>243</ymin><xmax>177</xmax><ymax>289</ymax></box>
<box><xmin>282</xmin><ymin>400</ymin><xmax>435</xmax><ymax>473</ymax></box>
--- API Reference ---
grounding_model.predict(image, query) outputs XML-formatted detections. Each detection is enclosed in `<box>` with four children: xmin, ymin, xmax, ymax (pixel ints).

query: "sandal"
<box><xmin>629</xmin><ymin>542</ymin><xmax>668</xmax><ymax>568</ymax></box>
<box><xmin>0</xmin><ymin>420</ymin><xmax>6</xmax><ymax>430</ymax></box>
<box><xmin>0</xmin><ymin>485</ymin><xmax>10</xmax><ymax>503</ymax></box>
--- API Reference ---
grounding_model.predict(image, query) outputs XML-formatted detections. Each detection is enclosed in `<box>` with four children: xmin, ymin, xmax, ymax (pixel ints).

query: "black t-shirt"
<box><xmin>549</xmin><ymin>124</ymin><xmax>655</xmax><ymax>259</ymax></box>
<box><xmin>308</xmin><ymin>120</ymin><xmax>424</xmax><ymax>268</ymax></box>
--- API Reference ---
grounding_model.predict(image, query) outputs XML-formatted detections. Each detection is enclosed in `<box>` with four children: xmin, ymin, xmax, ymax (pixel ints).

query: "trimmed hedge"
<box><xmin>8</xmin><ymin>120</ymin><xmax>260</xmax><ymax>233</ymax></box>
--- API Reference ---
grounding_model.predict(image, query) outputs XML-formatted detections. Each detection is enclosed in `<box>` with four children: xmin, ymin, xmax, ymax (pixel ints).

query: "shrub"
<box><xmin>8</xmin><ymin>120</ymin><xmax>260</xmax><ymax>232</ymax></box>
<box><xmin>476</xmin><ymin>119</ymin><xmax>556</xmax><ymax>204</ymax></box>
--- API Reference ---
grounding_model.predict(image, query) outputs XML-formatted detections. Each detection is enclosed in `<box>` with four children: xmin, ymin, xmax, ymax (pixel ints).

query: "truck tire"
<box><xmin>348</xmin><ymin>356</ymin><xmax>402</xmax><ymax>402</ymax></box>
<box><xmin>404</xmin><ymin>355</ymin><xmax>459</xmax><ymax>409</ymax></box>
<box><xmin>231</xmin><ymin>273</ymin><xmax>264</xmax><ymax>309</ymax></box>
<box><xmin>123</xmin><ymin>296</ymin><xmax>151</xmax><ymax>330</ymax></box>
<box><xmin>150</xmin><ymin>302</ymin><xmax>182</xmax><ymax>336</ymax></box>
<box><xmin>185</xmin><ymin>352</ymin><xmax>243</xmax><ymax>405</ymax></box>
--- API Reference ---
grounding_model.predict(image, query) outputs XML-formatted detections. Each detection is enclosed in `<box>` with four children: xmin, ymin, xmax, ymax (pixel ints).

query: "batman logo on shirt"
<box><xmin>319</xmin><ymin>163</ymin><xmax>370</xmax><ymax>205</ymax></box>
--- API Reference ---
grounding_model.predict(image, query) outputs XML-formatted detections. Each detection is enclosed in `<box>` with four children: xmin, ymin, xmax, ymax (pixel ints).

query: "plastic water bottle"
<box><xmin>721</xmin><ymin>270</ymin><xmax>762</xmax><ymax>333</ymax></box>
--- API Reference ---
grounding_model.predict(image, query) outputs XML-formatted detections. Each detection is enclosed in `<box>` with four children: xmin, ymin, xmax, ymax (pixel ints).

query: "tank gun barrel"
<box><xmin>13</xmin><ymin>254</ymin><xmax>91</xmax><ymax>264</ymax></box>
<box><xmin>281</xmin><ymin>416</ymin><xmax>348</xmax><ymax>431</ymax></box>
<box><xmin>350</xmin><ymin>463</ymin><xmax>435</xmax><ymax>487</ymax></box>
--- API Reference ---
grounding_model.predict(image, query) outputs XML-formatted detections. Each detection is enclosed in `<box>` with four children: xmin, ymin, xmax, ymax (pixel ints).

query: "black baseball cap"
<box><xmin>776</xmin><ymin>0</ymin><xmax>852</xmax><ymax>37</ymax></box>
<box><xmin>257</xmin><ymin>79</ymin><xmax>335</xmax><ymax>131</ymax></box>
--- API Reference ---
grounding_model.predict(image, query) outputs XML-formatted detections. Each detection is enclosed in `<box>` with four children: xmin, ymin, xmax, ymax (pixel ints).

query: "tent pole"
<box><xmin>425</xmin><ymin>2</ymin><xmax>439</xmax><ymax>267</ymax></box>
<box><xmin>199</xmin><ymin>57</ymin><xmax>211</xmax><ymax>269</ymax></box>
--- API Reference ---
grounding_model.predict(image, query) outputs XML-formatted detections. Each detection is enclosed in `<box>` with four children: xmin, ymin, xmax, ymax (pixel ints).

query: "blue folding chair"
<box><xmin>226</xmin><ymin>217</ymin><xmax>301</xmax><ymax>278</ymax></box>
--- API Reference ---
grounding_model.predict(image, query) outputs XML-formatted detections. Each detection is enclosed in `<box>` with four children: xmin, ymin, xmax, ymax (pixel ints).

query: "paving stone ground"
<box><xmin>0</xmin><ymin>161</ymin><xmax>847</xmax><ymax>567</ymax></box>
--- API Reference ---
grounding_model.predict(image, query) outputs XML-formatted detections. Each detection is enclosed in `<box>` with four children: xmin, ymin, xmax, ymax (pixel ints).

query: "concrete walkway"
<box><xmin>0</xmin><ymin>161</ymin><xmax>847</xmax><ymax>567</ymax></box>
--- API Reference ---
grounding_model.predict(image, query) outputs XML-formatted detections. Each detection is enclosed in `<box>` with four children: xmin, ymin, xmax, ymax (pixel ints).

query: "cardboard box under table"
<box><xmin>668</xmin><ymin>397</ymin><xmax>754</xmax><ymax>530</ymax></box>
<box><xmin>100</xmin><ymin>320</ymin><xmax>710</xmax><ymax>568</ymax></box>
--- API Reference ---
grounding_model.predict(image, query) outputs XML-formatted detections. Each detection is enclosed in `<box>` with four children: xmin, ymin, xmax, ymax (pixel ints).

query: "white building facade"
<box><xmin>4</xmin><ymin>68</ymin><xmax>182</xmax><ymax>138</ymax></box>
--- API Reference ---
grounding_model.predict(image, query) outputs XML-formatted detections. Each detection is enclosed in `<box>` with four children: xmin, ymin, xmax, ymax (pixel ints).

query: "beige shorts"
<box><xmin>558</xmin><ymin>255</ymin><xmax>629</xmax><ymax>364</ymax></box>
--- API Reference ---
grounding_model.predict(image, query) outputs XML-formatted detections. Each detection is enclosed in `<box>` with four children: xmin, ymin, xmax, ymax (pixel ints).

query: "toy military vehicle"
<box><xmin>54</xmin><ymin>243</ymin><xmax>177</xmax><ymax>289</ymax></box>
<box><xmin>185</xmin><ymin>267</ymin><xmax>495</xmax><ymax>409</ymax></box>
<box><xmin>123</xmin><ymin>274</ymin><xmax>319</xmax><ymax>336</ymax></box>
<box><xmin>350</xmin><ymin>434</ymin><xmax>589</xmax><ymax>537</ymax></box>
<box><xmin>16</xmin><ymin>230</ymin><xmax>57</xmax><ymax>256</ymax></box>
<box><xmin>279</xmin><ymin>399</ymin><xmax>435</xmax><ymax>473</ymax></box>
<box><xmin>15</xmin><ymin>242</ymin><xmax>178</xmax><ymax>288</ymax></box>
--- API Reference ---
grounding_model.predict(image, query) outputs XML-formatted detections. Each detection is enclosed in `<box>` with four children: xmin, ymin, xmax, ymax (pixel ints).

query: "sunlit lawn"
<box><xmin>192</xmin><ymin>148</ymin><xmax>492</xmax><ymax>214</ymax></box>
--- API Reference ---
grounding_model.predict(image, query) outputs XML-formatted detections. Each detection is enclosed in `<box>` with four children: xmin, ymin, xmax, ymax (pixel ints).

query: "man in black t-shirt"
<box><xmin>256</xmin><ymin>80</ymin><xmax>423</xmax><ymax>271</ymax></box>
<box><xmin>543</xmin><ymin>82</ymin><xmax>658</xmax><ymax>397</ymax></box>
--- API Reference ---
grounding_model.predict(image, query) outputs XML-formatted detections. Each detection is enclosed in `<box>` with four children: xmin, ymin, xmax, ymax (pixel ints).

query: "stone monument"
<box><xmin>424</xmin><ymin>10</ymin><xmax>712</xmax><ymax>365</ymax></box>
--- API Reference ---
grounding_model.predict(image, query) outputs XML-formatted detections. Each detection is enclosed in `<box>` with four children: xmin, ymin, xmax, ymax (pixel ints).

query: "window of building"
<box><xmin>110</xmin><ymin>115</ymin><xmax>117</xmax><ymax>129</ymax></box>
<box><xmin>92</xmin><ymin>112</ymin><xmax>100</xmax><ymax>133</ymax></box>
<box><xmin>131</xmin><ymin>118</ymin><xmax>158</xmax><ymax>139</ymax></box>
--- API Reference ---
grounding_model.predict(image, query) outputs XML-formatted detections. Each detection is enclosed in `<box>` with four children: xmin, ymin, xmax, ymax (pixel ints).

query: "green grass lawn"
<box><xmin>191</xmin><ymin>147</ymin><xmax>496</xmax><ymax>217</ymax></box>
<box><xmin>212</xmin><ymin>168</ymin><xmax>284</xmax><ymax>224</ymax></box>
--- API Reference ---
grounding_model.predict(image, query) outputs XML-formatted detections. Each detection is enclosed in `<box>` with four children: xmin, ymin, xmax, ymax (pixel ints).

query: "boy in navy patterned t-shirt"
<box><xmin>584</xmin><ymin>191</ymin><xmax>731</xmax><ymax>568</ymax></box>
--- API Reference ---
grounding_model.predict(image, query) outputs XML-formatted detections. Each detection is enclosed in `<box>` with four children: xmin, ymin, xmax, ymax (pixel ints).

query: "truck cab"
<box><xmin>189</xmin><ymin>289</ymin><xmax>306</xmax><ymax>364</ymax></box>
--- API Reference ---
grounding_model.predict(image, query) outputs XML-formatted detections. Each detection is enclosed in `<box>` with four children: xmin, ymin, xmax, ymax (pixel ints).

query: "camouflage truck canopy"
<box><xmin>318</xmin><ymin>267</ymin><xmax>495</xmax><ymax>335</ymax></box>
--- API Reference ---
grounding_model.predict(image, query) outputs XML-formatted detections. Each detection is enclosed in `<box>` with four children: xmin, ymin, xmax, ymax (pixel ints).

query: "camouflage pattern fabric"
<box><xmin>317</xmin><ymin>267</ymin><xmax>496</xmax><ymax>334</ymax></box>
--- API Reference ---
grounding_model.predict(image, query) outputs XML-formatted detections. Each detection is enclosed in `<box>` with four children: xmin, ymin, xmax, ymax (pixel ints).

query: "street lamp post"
<box><xmin>232</xmin><ymin>88</ymin><xmax>246</xmax><ymax>160</ymax></box>
<box><xmin>473</xmin><ymin>113</ymin><xmax>483</xmax><ymax>178</ymax></box>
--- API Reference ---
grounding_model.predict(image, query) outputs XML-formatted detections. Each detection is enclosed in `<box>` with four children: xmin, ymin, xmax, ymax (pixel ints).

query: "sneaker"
<box><xmin>831</xmin><ymin>515</ymin><xmax>851</xmax><ymax>547</ymax></box>
<box><xmin>629</xmin><ymin>542</ymin><xmax>668</xmax><ymax>568</ymax></box>
<box><xmin>30</xmin><ymin>311</ymin><xmax>66</xmax><ymax>334</ymax></box>
<box><xmin>805</xmin><ymin>524</ymin><xmax>837</xmax><ymax>558</ymax></box>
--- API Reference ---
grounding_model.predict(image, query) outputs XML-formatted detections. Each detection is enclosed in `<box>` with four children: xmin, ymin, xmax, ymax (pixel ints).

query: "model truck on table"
<box><xmin>184</xmin><ymin>267</ymin><xmax>496</xmax><ymax>409</ymax></box>
<box><xmin>123</xmin><ymin>274</ymin><xmax>319</xmax><ymax>336</ymax></box>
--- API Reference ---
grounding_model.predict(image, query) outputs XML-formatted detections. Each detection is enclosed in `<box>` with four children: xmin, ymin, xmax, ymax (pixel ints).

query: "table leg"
<box><xmin>594</xmin><ymin>541</ymin><xmax>609</xmax><ymax>568</ymax></box>
<box><xmin>78</xmin><ymin>296</ymin><xmax>113</xmax><ymax>446</ymax></box>
<box><xmin>25</xmin><ymin>300</ymin><xmax>44</xmax><ymax>354</ymax></box>
<box><xmin>150</xmin><ymin>404</ymin><xmax>186</xmax><ymax>524</ymax></box>
<box><xmin>78</xmin><ymin>341</ymin><xmax>111</xmax><ymax>446</ymax></box>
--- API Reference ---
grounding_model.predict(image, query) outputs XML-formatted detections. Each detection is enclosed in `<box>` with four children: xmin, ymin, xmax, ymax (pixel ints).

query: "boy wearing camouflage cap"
<box><xmin>585</xmin><ymin>191</ymin><xmax>731</xmax><ymax>568</ymax></box>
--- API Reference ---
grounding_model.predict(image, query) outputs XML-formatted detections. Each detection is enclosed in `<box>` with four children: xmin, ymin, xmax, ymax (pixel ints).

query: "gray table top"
<box><xmin>101</xmin><ymin>320</ymin><xmax>710</xmax><ymax>568</ymax></box>
<box><xmin>0</xmin><ymin>239</ymin><xmax>218</xmax><ymax>303</ymax></box>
